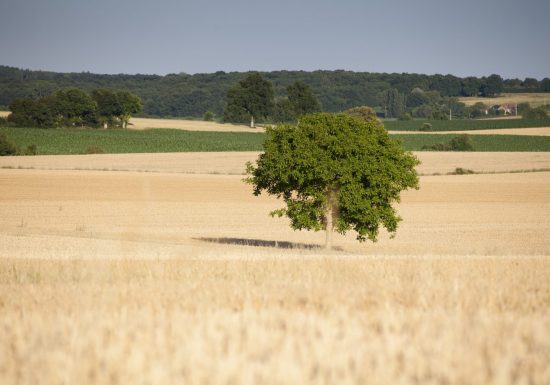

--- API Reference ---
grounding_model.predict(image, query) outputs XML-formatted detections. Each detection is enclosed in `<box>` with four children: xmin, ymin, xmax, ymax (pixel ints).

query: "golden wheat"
<box><xmin>1</xmin><ymin>257</ymin><xmax>549</xmax><ymax>385</ymax></box>
<box><xmin>0</xmin><ymin>156</ymin><xmax>549</xmax><ymax>384</ymax></box>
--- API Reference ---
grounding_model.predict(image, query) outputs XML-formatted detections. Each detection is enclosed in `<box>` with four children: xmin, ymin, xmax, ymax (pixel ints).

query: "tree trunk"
<box><xmin>250</xmin><ymin>115</ymin><xmax>255</xmax><ymax>128</ymax></box>
<box><xmin>325</xmin><ymin>201</ymin><xmax>333</xmax><ymax>250</ymax></box>
<box><xmin>324</xmin><ymin>188</ymin><xmax>337</xmax><ymax>250</ymax></box>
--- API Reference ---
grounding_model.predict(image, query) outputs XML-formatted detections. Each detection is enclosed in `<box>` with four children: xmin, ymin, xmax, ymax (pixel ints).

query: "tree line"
<box><xmin>6</xmin><ymin>88</ymin><xmax>142</xmax><ymax>128</ymax></box>
<box><xmin>1</xmin><ymin>65</ymin><xmax>549</xmax><ymax>119</ymax></box>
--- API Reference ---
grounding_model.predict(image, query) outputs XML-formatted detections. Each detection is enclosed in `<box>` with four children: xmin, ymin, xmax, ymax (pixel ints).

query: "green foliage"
<box><xmin>203</xmin><ymin>111</ymin><xmax>215</xmax><ymax>121</ymax></box>
<box><xmin>55</xmin><ymin>88</ymin><xmax>98</xmax><ymax>127</ymax></box>
<box><xmin>286</xmin><ymin>81</ymin><xmax>320</xmax><ymax>118</ymax></box>
<box><xmin>0</xmin><ymin>132</ymin><xmax>18</xmax><ymax>155</ymax></box>
<box><xmin>0</xmin><ymin>127</ymin><xmax>265</xmax><ymax>155</ymax></box>
<box><xmin>224</xmin><ymin>73</ymin><xmax>274</xmax><ymax>127</ymax></box>
<box><xmin>7</xmin><ymin>88</ymin><xmax>142</xmax><ymax>129</ymax></box>
<box><xmin>394</xmin><ymin>133</ymin><xmax>550</xmax><ymax>152</ymax></box>
<box><xmin>452</xmin><ymin>167</ymin><xmax>475</xmax><ymax>175</ymax></box>
<box><xmin>3</xmin><ymin>66</ymin><xmax>545</xmax><ymax>120</ymax></box>
<box><xmin>422</xmin><ymin>134</ymin><xmax>474</xmax><ymax>151</ymax></box>
<box><xmin>379</xmin><ymin>88</ymin><xmax>404</xmax><ymax>118</ymax></box>
<box><xmin>480</xmin><ymin>74</ymin><xmax>504</xmax><ymax>97</ymax></box>
<box><xmin>23</xmin><ymin>144</ymin><xmax>38</xmax><ymax>155</ymax></box>
<box><xmin>522</xmin><ymin>106</ymin><xmax>548</xmax><ymax>119</ymax></box>
<box><xmin>245</xmin><ymin>113</ymin><xmax>420</xmax><ymax>245</ymax></box>
<box><xmin>384</xmin><ymin>118</ymin><xmax>550</xmax><ymax>131</ymax></box>
<box><xmin>420</xmin><ymin>123</ymin><xmax>432</xmax><ymax>131</ymax></box>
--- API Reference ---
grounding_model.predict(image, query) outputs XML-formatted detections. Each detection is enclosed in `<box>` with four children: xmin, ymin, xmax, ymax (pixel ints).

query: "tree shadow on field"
<box><xmin>196</xmin><ymin>237</ymin><xmax>342</xmax><ymax>251</ymax></box>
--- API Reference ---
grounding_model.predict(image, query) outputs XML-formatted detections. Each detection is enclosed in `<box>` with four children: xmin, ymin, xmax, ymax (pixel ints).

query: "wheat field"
<box><xmin>1</xmin><ymin>153</ymin><xmax>549</xmax><ymax>385</ymax></box>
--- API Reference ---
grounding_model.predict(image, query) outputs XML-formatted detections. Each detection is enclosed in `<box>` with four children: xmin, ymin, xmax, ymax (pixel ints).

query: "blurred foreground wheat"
<box><xmin>1</xmin><ymin>256</ymin><xmax>549</xmax><ymax>385</ymax></box>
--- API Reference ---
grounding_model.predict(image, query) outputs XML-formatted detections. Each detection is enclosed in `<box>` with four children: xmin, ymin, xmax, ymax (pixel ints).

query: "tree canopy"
<box><xmin>2</xmin><ymin>66</ymin><xmax>544</xmax><ymax>119</ymax></box>
<box><xmin>246</xmin><ymin>113</ymin><xmax>420</xmax><ymax>249</ymax></box>
<box><xmin>286</xmin><ymin>81</ymin><xmax>320</xmax><ymax>118</ymax></box>
<box><xmin>7</xmin><ymin>88</ymin><xmax>142</xmax><ymax>128</ymax></box>
<box><xmin>223</xmin><ymin>73</ymin><xmax>274</xmax><ymax>127</ymax></box>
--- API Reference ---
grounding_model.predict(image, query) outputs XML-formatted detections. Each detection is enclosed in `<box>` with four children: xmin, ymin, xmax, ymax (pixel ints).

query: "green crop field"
<box><xmin>0</xmin><ymin>127</ymin><xmax>265</xmax><ymax>155</ymax></box>
<box><xmin>384</xmin><ymin>118</ymin><xmax>550</xmax><ymax>131</ymax></box>
<box><xmin>393</xmin><ymin>134</ymin><xmax>550</xmax><ymax>152</ymax></box>
<box><xmin>2</xmin><ymin>127</ymin><xmax>550</xmax><ymax>155</ymax></box>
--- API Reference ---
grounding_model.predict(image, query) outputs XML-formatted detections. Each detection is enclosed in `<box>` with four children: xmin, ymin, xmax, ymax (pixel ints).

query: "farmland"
<box><xmin>0</xmin><ymin>153</ymin><xmax>549</xmax><ymax>384</ymax></box>
<box><xmin>1</xmin><ymin>115</ymin><xmax>550</xmax><ymax>385</ymax></box>
<box><xmin>3</xmin><ymin>125</ymin><xmax>550</xmax><ymax>155</ymax></box>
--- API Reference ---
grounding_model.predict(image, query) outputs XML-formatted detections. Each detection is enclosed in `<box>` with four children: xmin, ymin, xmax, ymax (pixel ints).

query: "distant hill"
<box><xmin>1</xmin><ymin>65</ymin><xmax>548</xmax><ymax>118</ymax></box>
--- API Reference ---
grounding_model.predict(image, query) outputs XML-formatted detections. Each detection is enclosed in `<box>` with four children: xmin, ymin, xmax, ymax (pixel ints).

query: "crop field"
<box><xmin>1</xmin><ymin>151</ymin><xmax>550</xmax><ymax>385</ymax></box>
<box><xmin>384</xmin><ymin>118</ymin><xmax>550</xmax><ymax>132</ymax></box>
<box><xmin>3</xmin><ymin>127</ymin><xmax>550</xmax><ymax>155</ymax></box>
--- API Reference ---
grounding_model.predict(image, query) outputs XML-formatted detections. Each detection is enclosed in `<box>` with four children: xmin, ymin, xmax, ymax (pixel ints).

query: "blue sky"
<box><xmin>1</xmin><ymin>0</ymin><xmax>549</xmax><ymax>79</ymax></box>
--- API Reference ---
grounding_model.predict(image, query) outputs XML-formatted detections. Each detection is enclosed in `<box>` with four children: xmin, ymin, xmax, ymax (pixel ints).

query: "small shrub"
<box><xmin>419</xmin><ymin>123</ymin><xmax>433</xmax><ymax>131</ymax></box>
<box><xmin>422</xmin><ymin>135</ymin><xmax>474</xmax><ymax>152</ymax></box>
<box><xmin>422</xmin><ymin>142</ymin><xmax>451</xmax><ymax>151</ymax></box>
<box><xmin>398</xmin><ymin>113</ymin><xmax>412</xmax><ymax>121</ymax></box>
<box><xmin>0</xmin><ymin>117</ymin><xmax>8</xmax><ymax>127</ymax></box>
<box><xmin>522</xmin><ymin>106</ymin><xmax>548</xmax><ymax>120</ymax></box>
<box><xmin>452</xmin><ymin>167</ymin><xmax>475</xmax><ymax>175</ymax></box>
<box><xmin>85</xmin><ymin>145</ymin><xmax>104</xmax><ymax>154</ymax></box>
<box><xmin>448</xmin><ymin>134</ymin><xmax>474</xmax><ymax>151</ymax></box>
<box><xmin>203</xmin><ymin>111</ymin><xmax>215</xmax><ymax>121</ymax></box>
<box><xmin>0</xmin><ymin>132</ymin><xmax>18</xmax><ymax>156</ymax></box>
<box><xmin>24</xmin><ymin>144</ymin><xmax>38</xmax><ymax>155</ymax></box>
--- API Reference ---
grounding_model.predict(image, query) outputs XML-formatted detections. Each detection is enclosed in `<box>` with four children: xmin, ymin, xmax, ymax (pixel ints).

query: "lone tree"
<box><xmin>287</xmin><ymin>81</ymin><xmax>320</xmax><ymax>119</ymax></box>
<box><xmin>224</xmin><ymin>73</ymin><xmax>274</xmax><ymax>128</ymax></box>
<box><xmin>246</xmin><ymin>113</ymin><xmax>420</xmax><ymax>249</ymax></box>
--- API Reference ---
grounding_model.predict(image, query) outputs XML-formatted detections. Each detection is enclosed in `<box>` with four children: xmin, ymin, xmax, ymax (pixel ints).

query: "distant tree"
<box><xmin>406</xmin><ymin>88</ymin><xmax>430</xmax><ymax>108</ymax></box>
<box><xmin>379</xmin><ymin>88</ymin><xmax>404</xmax><ymax>118</ymax></box>
<box><xmin>8</xmin><ymin>96</ymin><xmax>59</xmax><ymax>127</ymax></box>
<box><xmin>480</xmin><ymin>74</ymin><xmax>504</xmax><ymax>97</ymax></box>
<box><xmin>461</xmin><ymin>77</ymin><xmax>482</xmax><ymax>97</ymax></box>
<box><xmin>540</xmin><ymin>78</ymin><xmax>550</xmax><ymax>92</ymax></box>
<box><xmin>223</xmin><ymin>73</ymin><xmax>274</xmax><ymax>128</ymax></box>
<box><xmin>245</xmin><ymin>113</ymin><xmax>420</xmax><ymax>249</ymax></box>
<box><xmin>91</xmin><ymin>89</ymin><xmax>120</xmax><ymax>128</ymax></box>
<box><xmin>522</xmin><ymin>78</ymin><xmax>539</xmax><ymax>91</ymax></box>
<box><xmin>287</xmin><ymin>81</ymin><xmax>320</xmax><ymax>119</ymax></box>
<box><xmin>271</xmin><ymin>97</ymin><xmax>295</xmax><ymax>123</ymax></box>
<box><xmin>466</xmin><ymin>102</ymin><xmax>487</xmax><ymax>118</ymax></box>
<box><xmin>116</xmin><ymin>91</ymin><xmax>142</xmax><ymax>128</ymax></box>
<box><xmin>55</xmin><ymin>88</ymin><xmax>98</xmax><ymax>127</ymax></box>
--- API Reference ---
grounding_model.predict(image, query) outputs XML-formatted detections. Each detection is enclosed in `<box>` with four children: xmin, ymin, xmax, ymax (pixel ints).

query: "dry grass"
<box><xmin>1</xmin><ymin>257</ymin><xmax>549</xmax><ymax>385</ymax></box>
<box><xmin>0</xmin><ymin>110</ymin><xmax>9</xmax><ymax>118</ymax></box>
<box><xmin>459</xmin><ymin>92</ymin><xmax>550</xmax><ymax>107</ymax></box>
<box><xmin>1</xmin><ymin>155</ymin><xmax>550</xmax><ymax>384</ymax></box>
<box><xmin>129</xmin><ymin>117</ymin><xmax>262</xmax><ymax>132</ymax></box>
<box><xmin>2</xmin><ymin>151</ymin><xmax>550</xmax><ymax>176</ymax></box>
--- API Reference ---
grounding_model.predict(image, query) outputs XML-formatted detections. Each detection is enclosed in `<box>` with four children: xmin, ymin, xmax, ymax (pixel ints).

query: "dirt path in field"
<box><xmin>2</xmin><ymin>151</ymin><xmax>550</xmax><ymax>175</ymax></box>
<box><xmin>0</xmin><ymin>168</ymin><xmax>548</xmax><ymax>259</ymax></box>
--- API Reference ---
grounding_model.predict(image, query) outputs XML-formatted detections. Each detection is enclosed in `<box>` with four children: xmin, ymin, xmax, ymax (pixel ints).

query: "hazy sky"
<box><xmin>1</xmin><ymin>0</ymin><xmax>549</xmax><ymax>79</ymax></box>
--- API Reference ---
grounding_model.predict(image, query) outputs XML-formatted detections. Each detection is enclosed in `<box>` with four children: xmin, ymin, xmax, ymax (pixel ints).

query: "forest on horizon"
<box><xmin>1</xmin><ymin>65</ymin><xmax>549</xmax><ymax>119</ymax></box>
